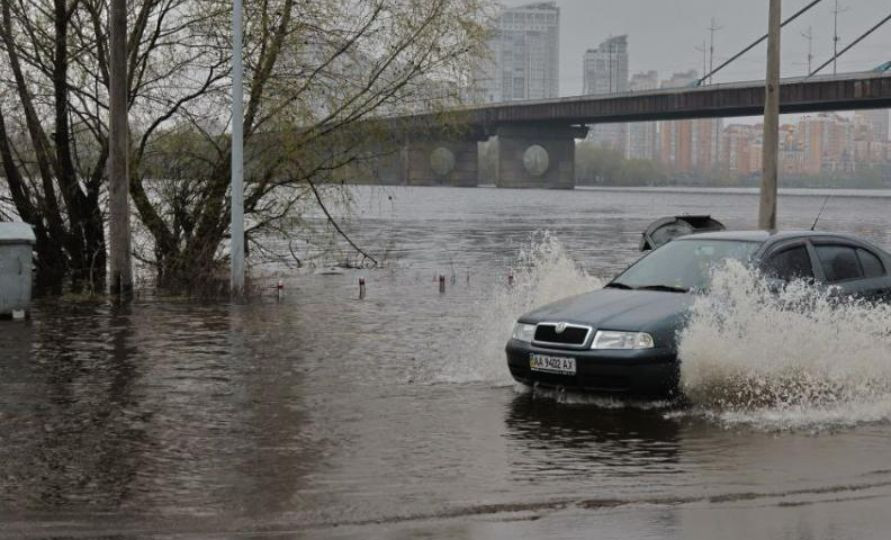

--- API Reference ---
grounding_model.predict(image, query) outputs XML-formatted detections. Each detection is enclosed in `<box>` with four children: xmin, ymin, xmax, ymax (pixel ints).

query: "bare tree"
<box><xmin>0</xmin><ymin>0</ymin><xmax>105</xmax><ymax>292</ymax></box>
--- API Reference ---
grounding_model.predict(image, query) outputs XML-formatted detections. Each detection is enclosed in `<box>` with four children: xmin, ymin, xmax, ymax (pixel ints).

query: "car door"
<box><xmin>811</xmin><ymin>241</ymin><xmax>888</xmax><ymax>301</ymax></box>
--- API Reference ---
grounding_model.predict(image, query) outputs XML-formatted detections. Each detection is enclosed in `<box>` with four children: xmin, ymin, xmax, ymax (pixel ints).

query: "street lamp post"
<box><xmin>231</xmin><ymin>0</ymin><xmax>245</xmax><ymax>295</ymax></box>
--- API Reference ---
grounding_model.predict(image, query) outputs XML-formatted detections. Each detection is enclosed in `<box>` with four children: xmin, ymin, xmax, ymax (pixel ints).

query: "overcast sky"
<box><xmin>501</xmin><ymin>0</ymin><xmax>889</xmax><ymax>97</ymax></box>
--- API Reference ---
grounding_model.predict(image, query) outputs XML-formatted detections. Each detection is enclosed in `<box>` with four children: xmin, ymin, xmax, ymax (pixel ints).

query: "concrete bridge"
<box><xmin>371</xmin><ymin>70</ymin><xmax>891</xmax><ymax>189</ymax></box>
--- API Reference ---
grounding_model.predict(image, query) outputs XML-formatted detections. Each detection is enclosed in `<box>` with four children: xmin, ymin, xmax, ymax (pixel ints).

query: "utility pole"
<box><xmin>759</xmin><ymin>0</ymin><xmax>782</xmax><ymax>230</ymax></box>
<box><xmin>707</xmin><ymin>18</ymin><xmax>723</xmax><ymax>85</ymax></box>
<box><xmin>802</xmin><ymin>26</ymin><xmax>814</xmax><ymax>74</ymax></box>
<box><xmin>231</xmin><ymin>0</ymin><xmax>245</xmax><ymax>296</ymax></box>
<box><xmin>832</xmin><ymin>1</ymin><xmax>849</xmax><ymax>75</ymax></box>
<box><xmin>108</xmin><ymin>0</ymin><xmax>132</xmax><ymax>298</ymax></box>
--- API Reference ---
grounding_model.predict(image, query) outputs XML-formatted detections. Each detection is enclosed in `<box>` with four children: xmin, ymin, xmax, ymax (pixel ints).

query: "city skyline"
<box><xmin>481</xmin><ymin>0</ymin><xmax>889</xmax><ymax>165</ymax></box>
<box><xmin>499</xmin><ymin>0</ymin><xmax>889</xmax><ymax>97</ymax></box>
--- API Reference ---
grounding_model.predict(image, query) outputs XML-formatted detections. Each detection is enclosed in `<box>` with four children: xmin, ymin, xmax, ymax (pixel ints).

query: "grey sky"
<box><xmin>501</xmin><ymin>0</ymin><xmax>889</xmax><ymax>97</ymax></box>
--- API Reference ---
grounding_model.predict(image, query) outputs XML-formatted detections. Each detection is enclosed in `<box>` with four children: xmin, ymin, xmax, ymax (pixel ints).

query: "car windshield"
<box><xmin>610</xmin><ymin>239</ymin><xmax>760</xmax><ymax>292</ymax></box>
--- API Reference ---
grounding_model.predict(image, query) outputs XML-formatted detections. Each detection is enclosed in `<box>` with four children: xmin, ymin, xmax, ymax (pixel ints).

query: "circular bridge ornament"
<box><xmin>430</xmin><ymin>147</ymin><xmax>456</xmax><ymax>176</ymax></box>
<box><xmin>523</xmin><ymin>145</ymin><xmax>550</xmax><ymax>177</ymax></box>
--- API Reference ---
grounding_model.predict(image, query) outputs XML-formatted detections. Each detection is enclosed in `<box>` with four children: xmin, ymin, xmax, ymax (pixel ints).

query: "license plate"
<box><xmin>529</xmin><ymin>353</ymin><xmax>576</xmax><ymax>375</ymax></box>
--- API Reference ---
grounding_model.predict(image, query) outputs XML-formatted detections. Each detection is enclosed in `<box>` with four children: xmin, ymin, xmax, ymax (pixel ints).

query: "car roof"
<box><xmin>677</xmin><ymin>230</ymin><xmax>869</xmax><ymax>244</ymax></box>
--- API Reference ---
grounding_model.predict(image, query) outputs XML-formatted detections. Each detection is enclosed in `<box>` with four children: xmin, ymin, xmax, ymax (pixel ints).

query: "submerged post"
<box><xmin>759</xmin><ymin>0</ymin><xmax>782</xmax><ymax>230</ymax></box>
<box><xmin>230</xmin><ymin>0</ymin><xmax>245</xmax><ymax>295</ymax></box>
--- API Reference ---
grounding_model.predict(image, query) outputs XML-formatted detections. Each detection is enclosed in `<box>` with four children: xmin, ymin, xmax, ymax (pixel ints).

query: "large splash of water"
<box><xmin>679</xmin><ymin>261</ymin><xmax>891</xmax><ymax>430</ymax></box>
<box><xmin>438</xmin><ymin>234</ymin><xmax>603</xmax><ymax>385</ymax></box>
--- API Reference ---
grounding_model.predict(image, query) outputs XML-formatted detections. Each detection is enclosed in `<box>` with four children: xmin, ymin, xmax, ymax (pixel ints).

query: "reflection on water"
<box><xmin>504</xmin><ymin>394</ymin><xmax>681</xmax><ymax>480</ymax></box>
<box><xmin>0</xmin><ymin>302</ymin><xmax>321</xmax><ymax>522</ymax></box>
<box><xmin>2</xmin><ymin>186</ymin><xmax>891</xmax><ymax>538</ymax></box>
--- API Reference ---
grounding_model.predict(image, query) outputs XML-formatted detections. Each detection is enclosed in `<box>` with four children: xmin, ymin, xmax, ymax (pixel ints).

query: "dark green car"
<box><xmin>506</xmin><ymin>231</ymin><xmax>891</xmax><ymax>396</ymax></box>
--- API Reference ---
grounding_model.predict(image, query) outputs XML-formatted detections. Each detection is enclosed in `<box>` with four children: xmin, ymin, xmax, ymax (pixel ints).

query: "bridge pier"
<box><xmin>494</xmin><ymin>124</ymin><xmax>588</xmax><ymax>189</ymax></box>
<box><xmin>403</xmin><ymin>139</ymin><xmax>479</xmax><ymax>187</ymax></box>
<box><xmin>361</xmin><ymin>142</ymin><xmax>403</xmax><ymax>185</ymax></box>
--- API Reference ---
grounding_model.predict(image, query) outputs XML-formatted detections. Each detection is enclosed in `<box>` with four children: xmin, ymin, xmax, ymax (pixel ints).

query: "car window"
<box><xmin>765</xmin><ymin>245</ymin><xmax>814</xmax><ymax>282</ymax></box>
<box><xmin>612</xmin><ymin>239</ymin><xmax>760</xmax><ymax>291</ymax></box>
<box><xmin>857</xmin><ymin>248</ymin><xmax>886</xmax><ymax>279</ymax></box>
<box><xmin>815</xmin><ymin>245</ymin><xmax>863</xmax><ymax>282</ymax></box>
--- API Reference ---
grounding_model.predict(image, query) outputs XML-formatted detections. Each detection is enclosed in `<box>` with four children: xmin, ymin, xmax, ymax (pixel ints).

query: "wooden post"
<box><xmin>759</xmin><ymin>0</ymin><xmax>781</xmax><ymax>230</ymax></box>
<box><xmin>108</xmin><ymin>0</ymin><xmax>132</xmax><ymax>297</ymax></box>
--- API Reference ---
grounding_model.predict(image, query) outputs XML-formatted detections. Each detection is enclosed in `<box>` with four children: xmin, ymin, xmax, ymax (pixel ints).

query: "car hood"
<box><xmin>519</xmin><ymin>288</ymin><xmax>695</xmax><ymax>333</ymax></box>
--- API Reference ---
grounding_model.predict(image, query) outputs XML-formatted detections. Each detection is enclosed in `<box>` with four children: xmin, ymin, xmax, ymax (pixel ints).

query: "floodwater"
<box><xmin>3</xmin><ymin>186</ymin><xmax>891</xmax><ymax>539</ymax></box>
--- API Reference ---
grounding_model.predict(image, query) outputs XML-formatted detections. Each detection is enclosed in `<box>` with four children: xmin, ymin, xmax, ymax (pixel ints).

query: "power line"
<box><xmin>810</xmin><ymin>12</ymin><xmax>891</xmax><ymax>77</ymax></box>
<box><xmin>697</xmin><ymin>0</ymin><xmax>825</xmax><ymax>85</ymax></box>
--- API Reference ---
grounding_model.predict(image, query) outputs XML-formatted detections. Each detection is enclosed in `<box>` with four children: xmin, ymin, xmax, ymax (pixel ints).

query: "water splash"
<box><xmin>438</xmin><ymin>233</ymin><xmax>603</xmax><ymax>385</ymax></box>
<box><xmin>519</xmin><ymin>384</ymin><xmax>675</xmax><ymax>409</ymax></box>
<box><xmin>679</xmin><ymin>261</ymin><xmax>891</xmax><ymax>430</ymax></box>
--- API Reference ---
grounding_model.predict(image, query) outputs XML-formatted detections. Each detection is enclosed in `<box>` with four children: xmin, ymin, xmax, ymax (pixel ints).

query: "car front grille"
<box><xmin>533</xmin><ymin>323</ymin><xmax>592</xmax><ymax>348</ymax></box>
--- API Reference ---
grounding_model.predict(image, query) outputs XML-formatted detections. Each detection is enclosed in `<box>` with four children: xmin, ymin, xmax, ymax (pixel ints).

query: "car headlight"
<box><xmin>511</xmin><ymin>322</ymin><xmax>536</xmax><ymax>343</ymax></box>
<box><xmin>591</xmin><ymin>331</ymin><xmax>654</xmax><ymax>350</ymax></box>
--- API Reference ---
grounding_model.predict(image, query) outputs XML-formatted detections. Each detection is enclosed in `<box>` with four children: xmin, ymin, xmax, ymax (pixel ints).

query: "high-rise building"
<box><xmin>855</xmin><ymin>109</ymin><xmax>890</xmax><ymax>142</ymax></box>
<box><xmin>720</xmin><ymin>124</ymin><xmax>759</xmax><ymax>175</ymax></box>
<box><xmin>657</xmin><ymin>70</ymin><xmax>722</xmax><ymax>172</ymax></box>
<box><xmin>692</xmin><ymin>117</ymin><xmax>723</xmax><ymax>171</ymax></box>
<box><xmin>475</xmin><ymin>2</ymin><xmax>560</xmax><ymax>103</ymax></box>
<box><xmin>584</xmin><ymin>35</ymin><xmax>629</xmax><ymax>152</ymax></box>
<box><xmin>799</xmin><ymin>114</ymin><xmax>855</xmax><ymax>174</ymax></box>
<box><xmin>583</xmin><ymin>35</ymin><xmax>629</xmax><ymax>95</ymax></box>
<box><xmin>626</xmin><ymin>71</ymin><xmax>658</xmax><ymax>160</ymax></box>
<box><xmin>658</xmin><ymin>70</ymin><xmax>698</xmax><ymax>171</ymax></box>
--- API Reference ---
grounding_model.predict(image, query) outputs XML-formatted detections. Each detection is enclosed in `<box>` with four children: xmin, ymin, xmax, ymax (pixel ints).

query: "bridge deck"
<box><xmin>393</xmin><ymin>72</ymin><xmax>891</xmax><ymax>132</ymax></box>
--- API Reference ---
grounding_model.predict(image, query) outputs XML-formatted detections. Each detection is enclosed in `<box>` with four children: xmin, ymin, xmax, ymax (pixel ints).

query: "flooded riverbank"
<box><xmin>2</xmin><ymin>186</ymin><xmax>891</xmax><ymax>539</ymax></box>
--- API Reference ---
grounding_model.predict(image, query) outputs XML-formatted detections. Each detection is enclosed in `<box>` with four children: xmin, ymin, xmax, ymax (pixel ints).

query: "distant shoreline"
<box><xmin>351</xmin><ymin>183</ymin><xmax>891</xmax><ymax>199</ymax></box>
<box><xmin>575</xmin><ymin>185</ymin><xmax>891</xmax><ymax>198</ymax></box>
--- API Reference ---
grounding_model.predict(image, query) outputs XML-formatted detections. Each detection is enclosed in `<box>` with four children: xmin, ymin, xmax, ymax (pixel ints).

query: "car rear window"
<box><xmin>857</xmin><ymin>248</ymin><xmax>886</xmax><ymax>279</ymax></box>
<box><xmin>815</xmin><ymin>245</ymin><xmax>863</xmax><ymax>282</ymax></box>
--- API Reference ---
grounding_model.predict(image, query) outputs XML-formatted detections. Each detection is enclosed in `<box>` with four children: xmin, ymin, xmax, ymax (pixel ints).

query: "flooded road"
<box><xmin>3</xmin><ymin>186</ymin><xmax>891</xmax><ymax>538</ymax></box>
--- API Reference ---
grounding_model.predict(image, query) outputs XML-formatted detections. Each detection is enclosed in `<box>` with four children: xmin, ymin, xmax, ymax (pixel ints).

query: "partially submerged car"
<box><xmin>506</xmin><ymin>231</ymin><xmax>891</xmax><ymax>396</ymax></box>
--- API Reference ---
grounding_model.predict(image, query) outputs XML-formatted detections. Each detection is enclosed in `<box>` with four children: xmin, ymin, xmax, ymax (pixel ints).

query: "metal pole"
<box><xmin>759</xmin><ymin>0</ymin><xmax>781</xmax><ymax>230</ymax></box>
<box><xmin>831</xmin><ymin>1</ymin><xmax>849</xmax><ymax>75</ymax></box>
<box><xmin>802</xmin><ymin>26</ymin><xmax>814</xmax><ymax>74</ymax></box>
<box><xmin>708</xmin><ymin>18</ymin><xmax>722</xmax><ymax>85</ymax></box>
<box><xmin>231</xmin><ymin>0</ymin><xmax>245</xmax><ymax>295</ymax></box>
<box><xmin>697</xmin><ymin>0</ymin><xmax>824</xmax><ymax>86</ymax></box>
<box><xmin>108</xmin><ymin>0</ymin><xmax>132</xmax><ymax>298</ymax></box>
<box><xmin>695</xmin><ymin>41</ymin><xmax>707</xmax><ymax>82</ymax></box>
